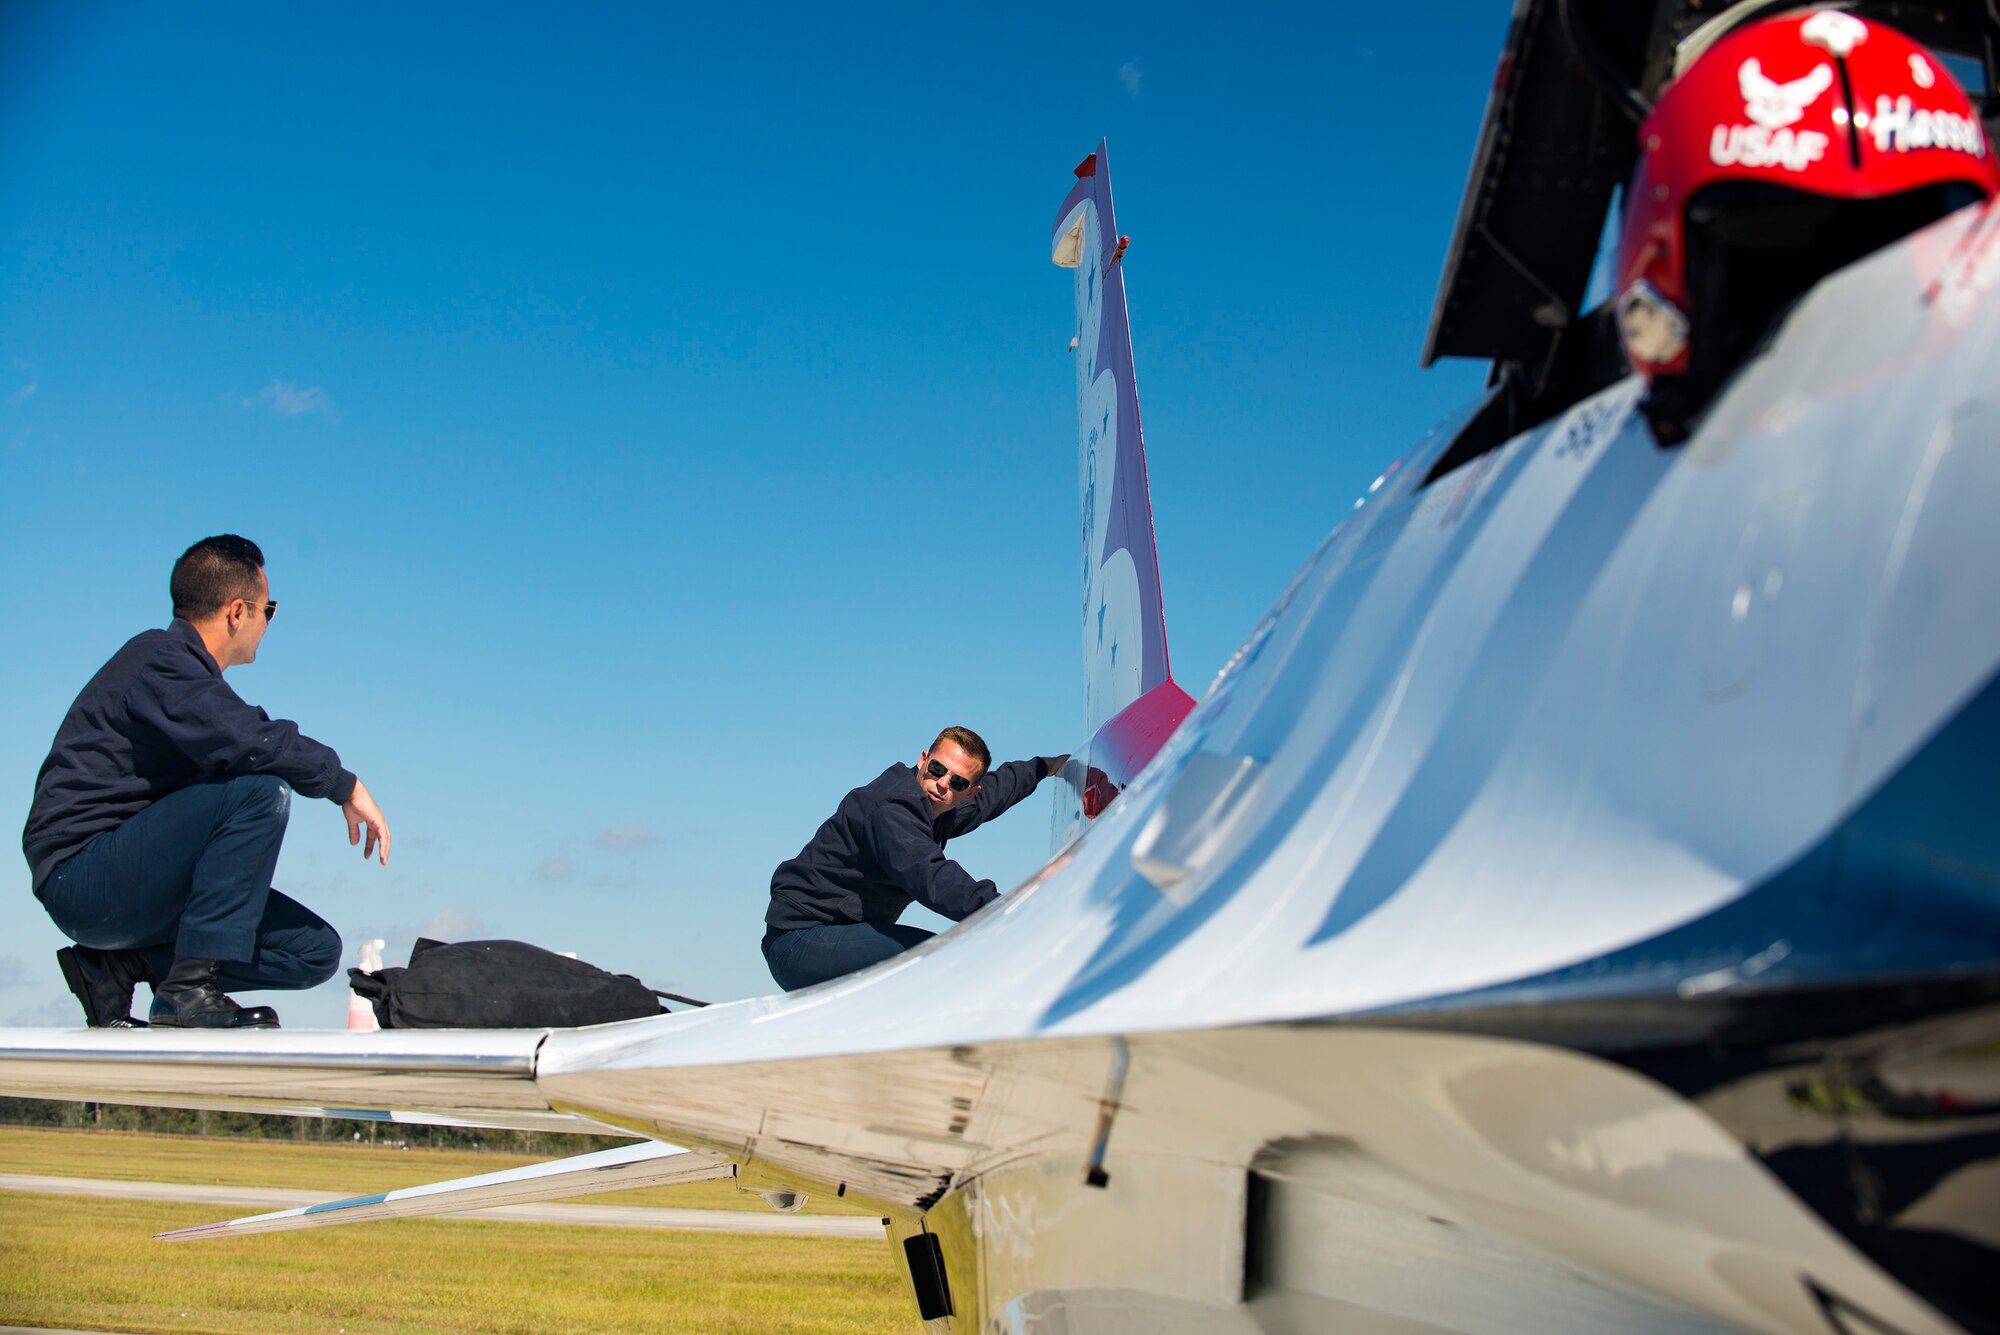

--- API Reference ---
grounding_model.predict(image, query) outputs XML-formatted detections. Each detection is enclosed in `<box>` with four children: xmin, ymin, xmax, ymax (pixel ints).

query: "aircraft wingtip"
<box><xmin>155</xmin><ymin>1222</ymin><xmax>232</xmax><ymax>1242</ymax></box>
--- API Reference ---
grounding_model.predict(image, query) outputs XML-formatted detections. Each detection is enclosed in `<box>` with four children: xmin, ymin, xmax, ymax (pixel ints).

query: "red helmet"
<box><xmin>1614</xmin><ymin>10</ymin><xmax>1998</xmax><ymax>390</ymax></box>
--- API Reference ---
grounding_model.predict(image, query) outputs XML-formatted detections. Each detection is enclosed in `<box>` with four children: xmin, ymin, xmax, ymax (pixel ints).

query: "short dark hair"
<box><xmin>170</xmin><ymin>535</ymin><xmax>266</xmax><ymax>620</ymax></box>
<box><xmin>932</xmin><ymin>726</ymin><xmax>991</xmax><ymax>777</ymax></box>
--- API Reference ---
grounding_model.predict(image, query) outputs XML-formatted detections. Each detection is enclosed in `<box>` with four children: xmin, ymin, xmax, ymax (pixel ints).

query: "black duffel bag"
<box><xmin>347</xmin><ymin>938</ymin><xmax>704</xmax><ymax>1029</ymax></box>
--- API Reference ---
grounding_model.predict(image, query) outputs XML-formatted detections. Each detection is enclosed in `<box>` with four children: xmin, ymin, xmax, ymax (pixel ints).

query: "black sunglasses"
<box><xmin>925</xmin><ymin>758</ymin><xmax>974</xmax><ymax>792</ymax></box>
<box><xmin>245</xmin><ymin>599</ymin><xmax>276</xmax><ymax>622</ymax></box>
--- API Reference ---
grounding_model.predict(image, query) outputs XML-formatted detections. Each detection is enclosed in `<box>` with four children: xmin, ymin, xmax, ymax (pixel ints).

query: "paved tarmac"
<box><xmin>0</xmin><ymin>1172</ymin><xmax>886</xmax><ymax>1239</ymax></box>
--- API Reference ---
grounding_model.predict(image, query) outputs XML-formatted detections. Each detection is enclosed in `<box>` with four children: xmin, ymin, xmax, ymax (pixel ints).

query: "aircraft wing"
<box><xmin>155</xmin><ymin>1139</ymin><xmax>733</xmax><ymax>1240</ymax></box>
<box><xmin>0</xmin><ymin>1025</ymin><xmax>607</xmax><ymax>1136</ymax></box>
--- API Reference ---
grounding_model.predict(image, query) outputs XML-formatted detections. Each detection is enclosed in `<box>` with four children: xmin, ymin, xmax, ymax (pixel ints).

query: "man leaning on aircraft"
<box><xmin>762</xmin><ymin>727</ymin><xmax>1066</xmax><ymax>990</ymax></box>
<box><xmin>22</xmin><ymin>535</ymin><xmax>391</xmax><ymax>1031</ymax></box>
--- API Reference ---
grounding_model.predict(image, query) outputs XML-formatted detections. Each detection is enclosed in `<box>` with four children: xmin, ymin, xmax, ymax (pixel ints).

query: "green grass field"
<box><xmin>0</xmin><ymin>1129</ymin><xmax>910</xmax><ymax>1334</ymax></box>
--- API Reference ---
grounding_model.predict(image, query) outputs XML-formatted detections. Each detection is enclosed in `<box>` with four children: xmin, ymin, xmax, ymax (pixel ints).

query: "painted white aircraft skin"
<box><xmin>4</xmin><ymin>191</ymin><xmax>1999</xmax><ymax>1332</ymax></box>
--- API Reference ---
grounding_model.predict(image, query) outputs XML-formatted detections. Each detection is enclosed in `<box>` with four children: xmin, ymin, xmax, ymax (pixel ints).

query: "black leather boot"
<box><xmin>55</xmin><ymin>946</ymin><xmax>152</xmax><ymax>1028</ymax></box>
<box><xmin>148</xmin><ymin>956</ymin><xmax>280</xmax><ymax>1030</ymax></box>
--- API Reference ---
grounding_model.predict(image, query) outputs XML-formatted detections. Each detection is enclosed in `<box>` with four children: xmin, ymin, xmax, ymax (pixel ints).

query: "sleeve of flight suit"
<box><xmin>934</xmin><ymin>757</ymin><xmax>1048</xmax><ymax>840</ymax></box>
<box><xmin>863</xmin><ymin>800</ymin><xmax>1000</xmax><ymax>922</ymax></box>
<box><xmin>124</xmin><ymin>651</ymin><xmax>358</xmax><ymax>804</ymax></box>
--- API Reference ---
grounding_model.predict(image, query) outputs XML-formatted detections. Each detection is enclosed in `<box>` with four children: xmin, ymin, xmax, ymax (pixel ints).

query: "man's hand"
<box><xmin>1041</xmin><ymin>754</ymin><xmax>1071</xmax><ymax>777</ymax></box>
<box><xmin>343</xmin><ymin>778</ymin><xmax>392</xmax><ymax>866</ymax></box>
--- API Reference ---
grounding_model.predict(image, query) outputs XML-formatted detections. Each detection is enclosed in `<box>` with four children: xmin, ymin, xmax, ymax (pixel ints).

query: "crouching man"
<box><xmin>761</xmin><ymin>726</ymin><xmax>1066</xmax><ymax>991</ymax></box>
<box><xmin>22</xmin><ymin>535</ymin><xmax>391</xmax><ymax>1030</ymax></box>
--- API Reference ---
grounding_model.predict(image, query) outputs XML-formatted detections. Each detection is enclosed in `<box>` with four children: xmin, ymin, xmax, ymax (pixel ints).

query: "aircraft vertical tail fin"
<box><xmin>1050</xmin><ymin>143</ymin><xmax>1195</xmax><ymax>842</ymax></box>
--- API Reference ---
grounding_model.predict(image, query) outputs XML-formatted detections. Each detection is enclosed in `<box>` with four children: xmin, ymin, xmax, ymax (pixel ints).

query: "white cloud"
<box><xmin>536</xmin><ymin>856</ymin><xmax>575</xmax><ymax>882</ymax></box>
<box><xmin>365</xmin><ymin>908</ymin><xmax>489</xmax><ymax>969</ymax></box>
<box><xmin>416</xmin><ymin>907</ymin><xmax>485</xmax><ymax>941</ymax></box>
<box><xmin>0</xmin><ymin>955</ymin><xmax>24</xmax><ymax>989</ymax></box>
<box><xmin>1118</xmin><ymin>61</ymin><xmax>1143</xmax><ymax>96</ymax></box>
<box><xmin>251</xmin><ymin>380</ymin><xmax>334</xmax><ymax>417</ymax></box>
<box><xmin>8</xmin><ymin>382</ymin><xmax>37</xmax><ymax>406</ymax></box>
<box><xmin>595</xmin><ymin>826</ymin><xmax>659</xmax><ymax>850</ymax></box>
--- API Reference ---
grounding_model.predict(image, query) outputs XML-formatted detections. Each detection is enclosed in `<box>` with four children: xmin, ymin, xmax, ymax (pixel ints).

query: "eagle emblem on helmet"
<box><xmin>1738</xmin><ymin>58</ymin><xmax>1833</xmax><ymax>128</ymax></box>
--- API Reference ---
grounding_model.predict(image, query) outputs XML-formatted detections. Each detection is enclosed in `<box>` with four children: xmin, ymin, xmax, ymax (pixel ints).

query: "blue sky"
<box><xmin>1</xmin><ymin>2</ymin><xmax>1506</xmax><ymax>1025</ymax></box>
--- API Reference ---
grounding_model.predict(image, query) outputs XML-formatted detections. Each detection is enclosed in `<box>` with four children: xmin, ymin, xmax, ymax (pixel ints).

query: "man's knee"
<box><xmin>251</xmin><ymin>892</ymin><xmax>343</xmax><ymax>989</ymax></box>
<box><xmin>221</xmin><ymin>774</ymin><xmax>292</xmax><ymax>825</ymax></box>
<box><xmin>766</xmin><ymin>923</ymin><xmax>929</xmax><ymax>992</ymax></box>
<box><xmin>294</xmin><ymin>921</ymin><xmax>343</xmax><ymax>988</ymax></box>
